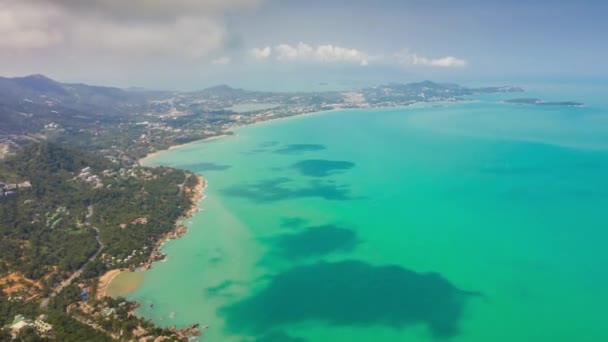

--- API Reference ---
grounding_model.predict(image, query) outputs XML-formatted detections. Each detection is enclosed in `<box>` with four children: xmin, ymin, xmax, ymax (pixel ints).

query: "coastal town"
<box><xmin>0</xmin><ymin>74</ymin><xmax>524</xmax><ymax>163</ymax></box>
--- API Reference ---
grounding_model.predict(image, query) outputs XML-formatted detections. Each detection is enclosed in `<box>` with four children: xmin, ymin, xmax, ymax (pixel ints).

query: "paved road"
<box><xmin>178</xmin><ymin>173</ymin><xmax>192</xmax><ymax>196</ymax></box>
<box><xmin>41</xmin><ymin>206</ymin><xmax>103</xmax><ymax>309</ymax></box>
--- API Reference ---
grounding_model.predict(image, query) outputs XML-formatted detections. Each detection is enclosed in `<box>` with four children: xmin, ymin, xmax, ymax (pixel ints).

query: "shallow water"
<box><xmin>106</xmin><ymin>271</ymin><xmax>145</xmax><ymax>298</ymax></box>
<box><xmin>137</xmin><ymin>88</ymin><xmax>608</xmax><ymax>341</ymax></box>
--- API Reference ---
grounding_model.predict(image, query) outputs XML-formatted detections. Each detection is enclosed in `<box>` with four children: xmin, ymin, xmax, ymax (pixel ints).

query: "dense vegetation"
<box><xmin>0</xmin><ymin>143</ymin><xmax>111</xmax><ymax>279</ymax></box>
<box><xmin>0</xmin><ymin>143</ymin><xmax>197</xmax><ymax>340</ymax></box>
<box><xmin>0</xmin><ymin>143</ymin><xmax>194</xmax><ymax>279</ymax></box>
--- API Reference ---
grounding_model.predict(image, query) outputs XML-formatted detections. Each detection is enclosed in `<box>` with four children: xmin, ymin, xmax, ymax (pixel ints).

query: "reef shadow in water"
<box><xmin>279</xmin><ymin>217</ymin><xmax>309</xmax><ymax>229</ymax></box>
<box><xmin>292</xmin><ymin>159</ymin><xmax>355</xmax><ymax>177</ymax></box>
<box><xmin>178</xmin><ymin>162</ymin><xmax>232</xmax><ymax>172</ymax></box>
<box><xmin>268</xmin><ymin>225</ymin><xmax>359</xmax><ymax>260</ymax></box>
<box><xmin>220</xmin><ymin>260</ymin><xmax>480</xmax><ymax>339</ymax></box>
<box><xmin>248</xmin><ymin>331</ymin><xmax>306</xmax><ymax>342</ymax></box>
<box><xmin>260</xmin><ymin>141</ymin><xmax>280</xmax><ymax>148</ymax></box>
<box><xmin>275</xmin><ymin>144</ymin><xmax>327</xmax><ymax>155</ymax></box>
<box><xmin>207</xmin><ymin>280</ymin><xmax>237</xmax><ymax>296</ymax></box>
<box><xmin>221</xmin><ymin>177</ymin><xmax>354</xmax><ymax>203</ymax></box>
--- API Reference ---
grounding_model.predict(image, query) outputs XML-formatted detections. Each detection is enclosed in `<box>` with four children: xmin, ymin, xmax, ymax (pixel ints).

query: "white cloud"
<box><xmin>275</xmin><ymin>42</ymin><xmax>314</xmax><ymax>61</ymax></box>
<box><xmin>250</xmin><ymin>46</ymin><xmax>271</xmax><ymax>59</ymax></box>
<box><xmin>314</xmin><ymin>44</ymin><xmax>369</xmax><ymax>65</ymax></box>
<box><xmin>412</xmin><ymin>55</ymin><xmax>467</xmax><ymax>67</ymax></box>
<box><xmin>212</xmin><ymin>56</ymin><xmax>231</xmax><ymax>65</ymax></box>
<box><xmin>398</xmin><ymin>52</ymin><xmax>467</xmax><ymax>68</ymax></box>
<box><xmin>253</xmin><ymin>42</ymin><xmax>371</xmax><ymax>66</ymax></box>
<box><xmin>251</xmin><ymin>43</ymin><xmax>467</xmax><ymax>69</ymax></box>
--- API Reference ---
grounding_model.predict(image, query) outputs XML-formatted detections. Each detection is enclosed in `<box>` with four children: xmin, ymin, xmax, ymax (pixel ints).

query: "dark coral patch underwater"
<box><xmin>221</xmin><ymin>177</ymin><xmax>354</xmax><ymax>202</ymax></box>
<box><xmin>274</xmin><ymin>144</ymin><xmax>327</xmax><ymax>154</ymax></box>
<box><xmin>219</xmin><ymin>260</ymin><xmax>480</xmax><ymax>339</ymax></box>
<box><xmin>291</xmin><ymin>159</ymin><xmax>355</xmax><ymax>177</ymax></box>
<box><xmin>268</xmin><ymin>225</ymin><xmax>359</xmax><ymax>259</ymax></box>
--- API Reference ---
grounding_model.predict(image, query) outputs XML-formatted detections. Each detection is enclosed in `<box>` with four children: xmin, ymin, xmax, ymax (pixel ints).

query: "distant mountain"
<box><xmin>0</xmin><ymin>74</ymin><xmax>141</xmax><ymax>106</ymax></box>
<box><xmin>0</xmin><ymin>74</ymin><xmax>150</xmax><ymax>135</ymax></box>
<box><xmin>0</xmin><ymin>74</ymin><xmax>525</xmax><ymax>159</ymax></box>
<box><xmin>2</xmin><ymin>74</ymin><xmax>68</xmax><ymax>95</ymax></box>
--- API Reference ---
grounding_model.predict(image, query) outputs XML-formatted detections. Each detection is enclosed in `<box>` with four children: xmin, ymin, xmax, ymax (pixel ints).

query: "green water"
<box><xmin>137</xmin><ymin>92</ymin><xmax>608</xmax><ymax>341</ymax></box>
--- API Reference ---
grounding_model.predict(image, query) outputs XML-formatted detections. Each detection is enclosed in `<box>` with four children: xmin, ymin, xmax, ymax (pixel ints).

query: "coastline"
<box><xmin>111</xmin><ymin>101</ymin><xmax>446</xmax><ymax>327</ymax></box>
<box><xmin>139</xmin><ymin>134</ymin><xmax>231</xmax><ymax>165</ymax></box>
<box><xmin>136</xmin><ymin>100</ymin><xmax>450</xmax><ymax>164</ymax></box>
<box><xmin>96</xmin><ymin>269</ymin><xmax>123</xmax><ymax>299</ymax></box>
<box><xmin>137</xmin><ymin>108</ymin><xmax>346</xmax><ymax>164</ymax></box>
<box><xmin>97</xmin><ymin>174</ymin><xmax>207</xmax><ymax>298</ymax></box>
<box><xmin>119</xmin><ymin>100</ymin><xmax>458</xmax><ymax>298</ymax></box>
<box><xmin>142</xmin><ymin>174</ymin><xmax>207</xmax><ymax>270</ymax></box>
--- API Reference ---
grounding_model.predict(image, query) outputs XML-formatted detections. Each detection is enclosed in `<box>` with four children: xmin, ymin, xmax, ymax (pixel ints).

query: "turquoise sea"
<box><xmin>139</xmin><ymin>85</ymin><xmax>608</xmax><ymax>341</ymax></box>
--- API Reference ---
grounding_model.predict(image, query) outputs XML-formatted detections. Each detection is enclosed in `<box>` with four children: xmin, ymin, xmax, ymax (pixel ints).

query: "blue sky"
<box><xmin>0</xmin><ymin>0</ymin><xmax>606</xmax><ymax>90</ymax></box>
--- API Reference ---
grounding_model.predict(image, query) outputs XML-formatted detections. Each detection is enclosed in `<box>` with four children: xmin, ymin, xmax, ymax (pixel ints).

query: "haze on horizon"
<box><xmin>1</xmin><ymin>0</ymin><xmax>606</xmax><ymax>90</ymax></box>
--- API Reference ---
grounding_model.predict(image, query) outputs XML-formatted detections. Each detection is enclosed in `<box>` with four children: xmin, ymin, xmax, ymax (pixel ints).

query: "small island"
<box><xmin>505</xmin><ymin>98</ymin><xmax>584</xmax><ymax>107</ymax></box>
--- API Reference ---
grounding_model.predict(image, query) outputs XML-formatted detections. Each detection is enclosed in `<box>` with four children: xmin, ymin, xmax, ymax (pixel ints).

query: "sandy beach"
<box><xmin>103</xmin><ymin>271</ymin><xmax>146</xmax><ymax>298</ymax></box>
<box><xmin>139</xmin><ymin>134</ymin><xmax>232</xmax><ymax>165</ymax></box>
<box><xmin>97</xmin><ymin>269</ymin><xmax>122</xmax><ymax>299</ymax></box>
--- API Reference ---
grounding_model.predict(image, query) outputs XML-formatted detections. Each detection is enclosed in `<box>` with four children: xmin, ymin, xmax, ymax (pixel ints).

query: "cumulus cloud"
<box><xmin>252</xmin><ymin>42</ymin><xmax>371</xmax><ymax>66</ymax></box>
<box><xmin>250</xmin><ymin>46</ymin><xmax>271</xmax><ymax>59</ymax></box>
<box><xmin>274</xmin><ymin>42</ymin><xmax>313</xmax><ymax>61</ymax></box>
<box><xmin>250</xmin><ymin>43</ymin><xmax>468</xmax><ymax>68</ymax></box>
<box><xmin>411</xmin><ymin>55</ymin><xmax>466</xmax><ymax>67</ymax></box>
<box><xmin>397</xmin><ymin>52</ymin><xmax>467</xmax><ymax>68</ymax></box>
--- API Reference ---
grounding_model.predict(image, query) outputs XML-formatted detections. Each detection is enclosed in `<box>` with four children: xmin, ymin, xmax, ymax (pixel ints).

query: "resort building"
<box><xmin>34</xmin><ymin>318</ymin><xmax>53</xmax><ymax>335</ymax></box>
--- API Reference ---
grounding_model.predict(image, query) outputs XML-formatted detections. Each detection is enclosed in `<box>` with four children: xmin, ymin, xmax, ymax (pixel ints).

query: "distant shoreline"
<box><xmin>137</xmin><ymin>106</ymin><xmax>366</xmax><ymax>164</ymax></box>
<box><xmin>137</xmin><ymin>100</ymin><xmax>467</xmax><ymax>164</ymax></box>
<box><xmin>139</xmin><ymin>134</ymin><xmax>232</xmax><ymax>165</ymax></box>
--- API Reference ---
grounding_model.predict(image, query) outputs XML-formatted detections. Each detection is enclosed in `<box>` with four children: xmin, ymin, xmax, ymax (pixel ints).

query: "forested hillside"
<box><xmin>0</xmin><ymin>143</ymin><xmax>198</xmax><ymax>340</ymax></box>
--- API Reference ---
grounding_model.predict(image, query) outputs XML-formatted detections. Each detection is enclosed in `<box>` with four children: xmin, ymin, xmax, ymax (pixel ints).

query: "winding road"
<box><xmin>40</xmin><ymin>205</ymin><xmax>103</xmax><ymax>309</ymax></box>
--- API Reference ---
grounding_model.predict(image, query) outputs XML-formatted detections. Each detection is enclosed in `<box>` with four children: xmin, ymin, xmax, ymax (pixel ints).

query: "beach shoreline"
<box><xmin>139</xmin><ymin>134</ymin><xmax>232</xmax><ymax>165</ymax></box>
<box><xmin>142</xmin><ymin>174</ymin><xmax>207</xmax><ymax>270</ymax></box>
<box><xmin>136</xmin><ymin>102</ymin><xmax>433</xmax><ymax>164</ymax></box>
<box><xmin>136</xmin><ymin>107</ymin><xmax>352</xmax><ymax>165</ymax></box>
<box><xmin>96</xmin><ymin>269</ymin><xmax>123</xmax><ymax>299</ymax></box>
<box><xmin>97</xmin><ymin>174</ymin><xmax>207</xmax><ymax>298</ymax></box>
